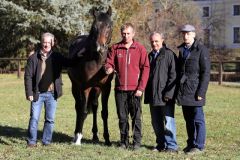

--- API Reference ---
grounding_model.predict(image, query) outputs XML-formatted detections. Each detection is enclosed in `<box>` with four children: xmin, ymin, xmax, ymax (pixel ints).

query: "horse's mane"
<box><xmin>69</xmin><ymin>35</ymin><xmax>88</xmax><ymax>58</ymax></box>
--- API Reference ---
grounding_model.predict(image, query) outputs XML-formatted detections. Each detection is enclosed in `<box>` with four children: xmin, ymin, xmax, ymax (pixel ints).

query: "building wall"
<box><xmin>193</xmin><ymin>0</ymin><xmax>240</xmax><ymax>50</ymax></box>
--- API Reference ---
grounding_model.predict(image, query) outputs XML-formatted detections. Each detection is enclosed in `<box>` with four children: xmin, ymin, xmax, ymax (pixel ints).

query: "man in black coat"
<box><xmin>177</xmin><ymin>24</ymin><xmax>210</xmax><ymax>154</ymax></box>
<box><xmin>144</xmin><ymin>32</ymin><xmax>178</xmax><ymax>152</ymax></box>
<box><xmin>24</xmin><ymin>32</ymin><xmax>75</xmax><ymax>147</ymax></box>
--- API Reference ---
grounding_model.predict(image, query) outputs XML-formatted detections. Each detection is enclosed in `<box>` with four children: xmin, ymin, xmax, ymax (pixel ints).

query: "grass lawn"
<box><xmin>0</xmin><ymin>74</ymin><xmax>240</xmax><ymax>160</ymax></box>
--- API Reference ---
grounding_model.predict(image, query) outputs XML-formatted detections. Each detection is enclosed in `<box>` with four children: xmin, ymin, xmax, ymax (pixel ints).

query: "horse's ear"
<box><xmin>107</xmin><ymin>6</ymin><xmax>112</xmax><ymax>16</ymax></box>
<box><xmin>90</xmin><ymin>7</ymin><xmax>99</xmax><ymax>18</ymax></box>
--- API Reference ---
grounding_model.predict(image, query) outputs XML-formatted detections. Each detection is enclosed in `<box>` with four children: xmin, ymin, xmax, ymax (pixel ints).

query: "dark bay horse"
<box><xmin>68</xmin><ymin>7</ymin><xmax>113</xmax><ymax>145</ymax></box>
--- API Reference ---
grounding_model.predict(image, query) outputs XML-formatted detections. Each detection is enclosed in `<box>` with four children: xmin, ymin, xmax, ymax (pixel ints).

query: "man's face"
<box><xmin>182</xmin><ymin>31</ymin><xmax>195</xmax><ymax>45</ymax></box>
<box><xmin>41</xmin><ymin>36</ymin><xmax>54</xmax><ymax>53</ymax></box>
<box><xmin>150</xmin><ymin>34</ymin><xmax>164</xmax><ymax>51</ymax></box>
<box><xmin>121</xmin><ymin>27</ymin><xmax>135</xmax><ymax>44</ymax></box>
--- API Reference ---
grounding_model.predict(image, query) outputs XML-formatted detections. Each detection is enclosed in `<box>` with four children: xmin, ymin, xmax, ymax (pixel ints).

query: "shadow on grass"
<box><xmin>0</xmin><ymin>125</ymin><xmax>72</xmax><ymax>145</ymax></box>
<box><xmin>0</xmin><ymin>125</ymin><xmax>122</xmax><ymax>147</ymax></box>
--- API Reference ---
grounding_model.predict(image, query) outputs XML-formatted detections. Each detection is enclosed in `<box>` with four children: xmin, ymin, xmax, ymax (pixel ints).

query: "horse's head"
<box><xmin>89</xmin><ymin>7</ymin><xmax>113</xmax><ymax>54</ymax></box>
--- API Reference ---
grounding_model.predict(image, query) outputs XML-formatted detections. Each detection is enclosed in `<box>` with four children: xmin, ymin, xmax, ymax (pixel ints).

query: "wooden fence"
<box><xmin>0</xmin><ymin>58</ymin><xmax>27</xmax><ymax>78</ymax></box>
<box><xmin>211</xmin><ymin>60</ymin><xmax>240</xmax><ymax>85</ymax></box>
<box><xmin>0</xmin><ymin>58</ymin><xmax>240</xmax><ymax>85</ymax></box>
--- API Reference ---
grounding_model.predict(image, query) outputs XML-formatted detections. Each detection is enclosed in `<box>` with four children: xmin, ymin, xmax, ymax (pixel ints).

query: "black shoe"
<box><xmin>119</xmin><ymin>143</ymin><xmax>127</xmax><ymax>149</ymax></box>
<box><xmin>42</xmin><ymin>143</ymin><xmax>51</xmax><ymax>147</ymax></box>
<box><xmin>183</xmin><ymin>146</ymin><xmax>192</xmax><ymax>153</ymax></box>
<box><xmin>152</xmin><ymin>146</ymin><xmax>165</xmax><ymax>152</ymax></box>
<box><xmin>133</xmin><ymin>144</ymin><xmax>141</xmax><ymax>151</ymax></box>
<box><xmin>164</xmin><ymin>148</ymin><xmax>178</xmax><ymax>153</ymax></box>
<box><xmin>152</xmin><ymin>147</ymin><xmax>160</xmax><ymax>152</ymax></box>
<box><xmin>185</xmin><ymin>148</ymin><xmax>203</xmax><ymax>155</ymax></box>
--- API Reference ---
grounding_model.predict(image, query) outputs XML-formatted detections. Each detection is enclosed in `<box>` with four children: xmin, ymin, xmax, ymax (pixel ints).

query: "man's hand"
<box><xmin>27</xmin><ymin>96</ymin><xmax>33</xmax><ymax>102</ymax></box>
<box><xmin>197</xmin><ymin>96</ymin><xmax>203</xmax><ymax>101</ymax></box>
<box><xmin>164</xmin><ymin>96</ymin><xmax>171</xmax><ymax>102</ymax></box>
<box><xmin>134</xmin><ymin>90</ymin><xmax>142</xmax><ymax>97</ymax></box>
<box><xmin>105</xmin><ymin>67</ymin><xmax>114</xmax><ymax>75</ymax></box>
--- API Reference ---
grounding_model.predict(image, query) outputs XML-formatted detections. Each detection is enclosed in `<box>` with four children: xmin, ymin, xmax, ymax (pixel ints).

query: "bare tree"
<box><xmin>128</xmin><ymin>0</ymin><xmax>203</xmax><ymax>53</ymax></box>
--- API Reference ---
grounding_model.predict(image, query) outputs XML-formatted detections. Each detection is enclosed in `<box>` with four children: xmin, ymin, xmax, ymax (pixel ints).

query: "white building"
<box><xmin>193</xmin><ymin>0</ymin><xmax>240</xmax><ymax>50</ymax></box>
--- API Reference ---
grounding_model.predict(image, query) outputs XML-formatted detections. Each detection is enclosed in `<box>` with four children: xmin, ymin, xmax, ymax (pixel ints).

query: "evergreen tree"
<box><xmin>0</xmin><ymin>0</ymin><xmax>112</xmax><ymax>58</ymax></box>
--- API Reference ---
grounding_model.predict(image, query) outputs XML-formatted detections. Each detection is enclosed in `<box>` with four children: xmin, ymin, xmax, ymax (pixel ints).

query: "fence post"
<box><xmin>17</xmin><ymin>59</ymin><xmax>21</xmax><ymax>78</ymax></box>
<box><xmin>218</xmin><ymin>61</ymin><xmax>223</xmax><ymax>85</ymax></box>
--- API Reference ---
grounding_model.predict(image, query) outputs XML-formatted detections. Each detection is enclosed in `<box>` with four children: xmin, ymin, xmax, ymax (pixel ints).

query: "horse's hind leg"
<box><xmin>101</xmin><ymin>81</ymin><xmax>112</xmax><ymax>146</ymax></box>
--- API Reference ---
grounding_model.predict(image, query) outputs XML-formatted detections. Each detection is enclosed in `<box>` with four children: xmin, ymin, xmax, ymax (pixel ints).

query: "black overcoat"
<box><xmin>144</xmin><ymin>46</ymin><xmax>177</xmax><ymax>106</ymax></box>
<box><xmin>177</xmin><ymin>40</ymin><xmax>210</xmax><ymax>106</ymax></box>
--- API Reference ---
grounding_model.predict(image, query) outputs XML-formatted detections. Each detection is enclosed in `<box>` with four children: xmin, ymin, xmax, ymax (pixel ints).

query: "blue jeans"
<box><xmin>150</xmin><ymin>104</ymin><xmax>178</xmax><ymax>150</ymax></box>
<box><xmin>27</xmin><ymin>91</ymin><xmax>57</xmax><ymax>145</ymax></box>
<box><xmin>182</xmin><ymin>106</ymin><xmax>206</xmax><ymax>150</ymax></box>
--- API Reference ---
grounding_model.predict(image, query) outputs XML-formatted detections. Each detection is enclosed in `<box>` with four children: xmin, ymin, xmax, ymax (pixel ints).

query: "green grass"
<box><xmin>0</xmin><ymin>74</ymin><xmax>240</xmax><ymax>160</ymax></box>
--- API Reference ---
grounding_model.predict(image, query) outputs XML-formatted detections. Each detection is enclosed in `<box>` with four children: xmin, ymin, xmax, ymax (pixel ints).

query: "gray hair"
<box><xmin>149</xmin><ymin>32</ymin><xmax>165</xmax><ymax>39</ymax></box>
<box><xmin>41</xmin><ymin>32</ymin><xmax>55</xmax><ymax>42</ymax></box>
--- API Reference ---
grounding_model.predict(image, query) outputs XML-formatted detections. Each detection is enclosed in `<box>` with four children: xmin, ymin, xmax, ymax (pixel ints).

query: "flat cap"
<box><xmin>180</xmin><ymin>24</ymin><xmax>195</xmax><ymax>32</ymax></box>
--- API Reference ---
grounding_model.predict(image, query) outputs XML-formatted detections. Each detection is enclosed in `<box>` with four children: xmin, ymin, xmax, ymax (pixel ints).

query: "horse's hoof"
<box><xmin>92</xmin><ymin>135</ymin><xmax>99</xmax><ymax>143</ymax></box>
<box><xmin>104</xmin><ymin>140</ymin><xmax>112</xmax><ymax>146</ymax></box>
<box><xmin>73</xmin><ymin>133</ymin><xmax>83</xmax><ymax>145</ymax></box>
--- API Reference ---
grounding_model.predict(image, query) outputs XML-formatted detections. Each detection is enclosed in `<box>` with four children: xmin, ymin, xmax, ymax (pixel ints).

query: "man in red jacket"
<box><xmin>105</xmin><ymin>23</ymin><xmax>150</xmax><ymax>150</ymax></box>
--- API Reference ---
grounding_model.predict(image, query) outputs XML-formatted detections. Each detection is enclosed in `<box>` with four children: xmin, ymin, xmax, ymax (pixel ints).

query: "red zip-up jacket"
<box><xmin>105</xmin><ymin>40</ymin><xmax>150</xmax><ymax>91</ymax></box>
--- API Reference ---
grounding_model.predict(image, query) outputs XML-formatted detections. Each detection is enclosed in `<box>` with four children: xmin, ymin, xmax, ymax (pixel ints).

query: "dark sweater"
<box><xmin>38</xmin><ymin>55</ymin><xmax>54</xmax><ymax>92</ymax></box>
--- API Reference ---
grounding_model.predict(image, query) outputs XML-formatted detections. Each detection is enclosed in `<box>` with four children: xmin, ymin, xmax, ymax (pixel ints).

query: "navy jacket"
<box><xmin>24</xmin><ymin>50</ymin><xmax>74</xmax><ymax>101</ymax></box>
<box><xmin>177</xmin><ymin>40</ymin><xmax>210</xmax><ymax>106</ymax></box>
<box><xmin>144</xmin><ymin>46</ymin><xmax>177</xmax><ymax>106</ymax></box>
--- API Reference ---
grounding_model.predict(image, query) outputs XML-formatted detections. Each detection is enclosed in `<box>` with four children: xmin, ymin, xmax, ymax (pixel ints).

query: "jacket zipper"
<box><xmin>125</xmin><ymin>49</ymin><xmax>129</xmax><ymax>90</ymax></box>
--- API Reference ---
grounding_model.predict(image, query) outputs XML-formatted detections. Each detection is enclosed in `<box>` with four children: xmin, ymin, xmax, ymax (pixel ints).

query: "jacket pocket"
<box><xmin>183</xmin><ymin>80</ymin><xmax>198</xmax><ymax>95</ymax></box>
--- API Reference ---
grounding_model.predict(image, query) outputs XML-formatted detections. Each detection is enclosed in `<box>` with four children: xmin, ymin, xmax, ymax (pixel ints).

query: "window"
<box><xmin>203</xmin><ymin>29</ymin><xmax>210</xmax><ymax>47</ymax></box>
<box><xmin>203</xmin><ymin>6</ymin><xmax>210</xmax><ymax>17</ymax></box>
<box><xmin>233</xmin><ymin>27</ymin><xmax>240</xmax><ymax>43</ymax></box>
<box><xmin>233</xmin><ymin>5</ymin><xmax>240</xmax><ymax>16</ymax></box>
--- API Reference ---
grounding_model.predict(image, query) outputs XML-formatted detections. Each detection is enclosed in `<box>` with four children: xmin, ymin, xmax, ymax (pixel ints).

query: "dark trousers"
<box><xmin>182</xmin><ymin>106</ymin><xmax>206</xmax><ymax>150</ymax></box>
<box><xmin>115</xmin><ymin>90</ymin><xmax>142</xmax><ymax>146</ymax></box>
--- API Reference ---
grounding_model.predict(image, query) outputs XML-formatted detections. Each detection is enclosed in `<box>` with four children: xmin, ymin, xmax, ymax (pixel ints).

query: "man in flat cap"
<box><xmin>176</xmin><ymin>24</ymin><xmax>210</xmax><ymax>154</ymax></box>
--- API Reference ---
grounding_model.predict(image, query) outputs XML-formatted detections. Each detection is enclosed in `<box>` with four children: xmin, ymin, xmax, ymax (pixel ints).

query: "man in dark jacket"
<box><xmin>144</xmin><ymin>32</ymin><xmax>178</xmax><ymax>152</ymax></box>
<box><xmin>24</xmin><ymin>32</ymin><xmax>75</xmax><ymax>147</ymax></box>
<box><xmin>177</xmin><ymin>24</ymin><xmax>210</xmax><ymax>154</ymax></box>
<box><xmin>105</xmin><ymin>23</ymin><xmax>150</xmax><ymax>150</ymax></box>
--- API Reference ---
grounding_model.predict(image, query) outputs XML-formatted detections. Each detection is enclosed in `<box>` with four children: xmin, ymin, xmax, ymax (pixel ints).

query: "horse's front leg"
<box><xmin>101</xmin><ymin>81</ymin><xmax>112</xmax><ymax>146</ymax></box>
<box><xmin>73</xmin><ymin>87</ymin><xmax>90</xmax><ymax>145</ymax></box>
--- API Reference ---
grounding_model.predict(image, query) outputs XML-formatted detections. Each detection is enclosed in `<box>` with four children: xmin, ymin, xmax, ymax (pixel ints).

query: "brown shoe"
<box><xmin>27</xmin><ymin>144</ymin><xmax>37</xmax><ymax>148</ymax></box>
